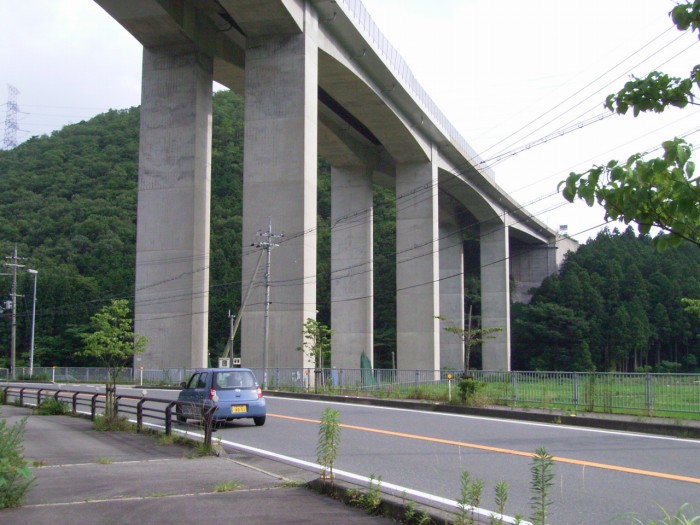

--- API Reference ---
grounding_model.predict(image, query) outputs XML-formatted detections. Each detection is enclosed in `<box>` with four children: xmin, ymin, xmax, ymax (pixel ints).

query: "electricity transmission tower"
<box><xmin>2</xmin><ymin>85</ymin><xmax>20</xmax><ymax>150</ymax></box>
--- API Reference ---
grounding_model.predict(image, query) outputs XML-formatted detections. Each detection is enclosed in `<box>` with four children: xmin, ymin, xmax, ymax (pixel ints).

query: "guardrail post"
<box><xmin>91</xmin><ymin>393</ymin><xmax>99</xmax><ymax>420</ymax></box>
<box><xmin>203</xmin><ymin>405</ymin><xmax>216</xmax><ymax>450</ymax></box>
<box><xmin>2</xmin><ymin>386</ymin><xmax>8</xmax><ymax>404</ymax></box>
<box><xmin>37</xmin><ymin>388</ymin><xmax>43</xmax><ymax>407</ymax></box>
<box><xmin>136</xmin><ymin>398</ymin><xmax>145</xmax><ymax>432</ymax></box>
<box><xmin>165</xmin><ymin>403</ymin><xmax>175</xmax><ymax>436</ymax></box>
<box><xmin>645</xmin><ymin>374</ymin><xmax>653</xmax><ymax>415</ymax></box>
<box><xmin>511</xmin><ymin>374</ymin><xmax>518</xmax><ymax>405</ymax></box>
<box><xmin>573</xmin><ymin>373</ymin><xmax>580</xmax><ymax>409</ymax></box>
<box><xmin>72</xmin><ymin>392</ymin><xmax>79</xmax><ymax>414</ymax></box>
<box><xmin>19</xmin><ymin>387</ymin><xmax>26</xmax><ymax>406</ymax></box>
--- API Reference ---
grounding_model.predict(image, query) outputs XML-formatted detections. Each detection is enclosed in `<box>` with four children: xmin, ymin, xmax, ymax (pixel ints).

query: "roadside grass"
<box><xmin>214</xmin><ymin>481</ymin><xmax>243</xmax><ymax>492</ymax></box>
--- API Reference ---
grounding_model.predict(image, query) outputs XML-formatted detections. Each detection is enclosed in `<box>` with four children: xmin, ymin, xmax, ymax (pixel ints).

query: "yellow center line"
<box><xmin>269</xmin><ymin>413</ymin><xmax>700</xmax><ymax>484</ymax></box>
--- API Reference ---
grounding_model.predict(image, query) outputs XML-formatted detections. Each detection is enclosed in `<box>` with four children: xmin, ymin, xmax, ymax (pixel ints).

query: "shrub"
<box><xmin>458</xmin><ymin>377</ymin><xmax>485</xmax><ymax>405</ymax></box>
<box><xmin>0</xmin><ymin>417</ymin><xmax>34</xmax><ymax>508</ymax></box>
<box><xmin>36</xmin><ymin>398</ymin><xmax>68</xmax><ymax>416</ymax></box>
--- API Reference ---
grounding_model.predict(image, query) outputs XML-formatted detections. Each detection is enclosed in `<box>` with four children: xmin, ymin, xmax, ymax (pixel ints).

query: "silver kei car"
<box><xmin>176</xmin><ymin>368</ymin><xmax>266</xmax><ymax>426</ymax></box>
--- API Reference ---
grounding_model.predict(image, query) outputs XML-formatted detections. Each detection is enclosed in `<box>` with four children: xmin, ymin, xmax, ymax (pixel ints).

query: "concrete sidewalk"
<box><xmin>0</xmin><ymin>405</ymin><xmax>394</xmax><ymax>525</ymax></box>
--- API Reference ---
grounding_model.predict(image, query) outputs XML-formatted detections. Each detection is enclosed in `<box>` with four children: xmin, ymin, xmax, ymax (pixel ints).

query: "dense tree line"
<box><xmin>1</xmin><ymin>90</ymin><xmax>698</xmax><ymax>372</ymax></box>
<box><xmin>513</xmin><ymin>228</ymin><xmax>700</xmax><ymax>372</ymax></box>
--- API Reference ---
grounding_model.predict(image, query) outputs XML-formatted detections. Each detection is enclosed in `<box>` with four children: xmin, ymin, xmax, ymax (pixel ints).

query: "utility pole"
<box><xmin>3</xmin><ymin>245</ymin><xmax>25</xmax><ymax>378</ymax></box>
<box><xmin>222</xmin><ymin>250</ymin><xmax>265</xmax><ymax>361</ymax></box>
<box><xmin>256</xmin><ymin>218</ymin><xmax>283</xmax><ymax>389</ymax></box>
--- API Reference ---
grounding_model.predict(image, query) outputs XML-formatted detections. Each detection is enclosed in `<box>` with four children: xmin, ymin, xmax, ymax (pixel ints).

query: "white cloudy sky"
<box><xmin>1</xmin><ymin>0</ymin><xmax>698</xmax><ymax>242</ymax></box>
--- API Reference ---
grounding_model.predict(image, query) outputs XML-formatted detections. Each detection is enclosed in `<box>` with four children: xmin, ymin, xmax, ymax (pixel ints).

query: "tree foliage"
<box><xmin>80</xmin><ymin>299</ymin><xmax>147</xmax><ymax>374</ymax></box>
<box><xmin>297</xmin><ymin>317</ymin><xmax>333</xmax><ymax>370</ymax></box>
<box><xmin>79</xmin><ymin>299</ymin><xmax>147</xmax><ymax>421</ymax></box>
<box><xmin>561</xmin><ymin>1</ymin><xmax>700</xmax><ymax>248</ymax></box>
<box><xmin>512</xmin><ymin>228</ymin><xmax>700</xmax><ymax>372</ymax></box>
<box><xmin>436</xmin><ymin>314</ymin><xmax>501</xmax><ymax>371</ymax></box>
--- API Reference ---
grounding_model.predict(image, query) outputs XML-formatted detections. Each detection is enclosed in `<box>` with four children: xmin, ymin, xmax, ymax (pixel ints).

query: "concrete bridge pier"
<box><xmin>133</xmin><ymin>44</ymin><xmax>213</xmax><ymax>370</ymax></box>
<box><xmin>438</xmin><ymin>201</ymin><xmax>465</xmax><ymax>370</ymax></box>
<box><xmin>330</xmin><ymin>165</ymin><xmax>374</xmax><ymax>371</ymax></box>
<box><xmin>480</xmin><ymin>218</ymin><xmax>511</xmax><ymax>371</ymax></box>
<box><xmin>240</xmin><ymin>10</ymin><xmax>319</xmax><ymax>371</ymax></box>
<box><xmin>395</xmin><ymin>153</ymin><xmax>441</xmax><ymax>371</ymax></box>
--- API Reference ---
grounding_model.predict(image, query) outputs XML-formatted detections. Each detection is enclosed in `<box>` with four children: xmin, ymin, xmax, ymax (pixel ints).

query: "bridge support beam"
<box><xmin>241</xmin><ymin>20</ymin><xmax>319</xmax><ymax>371</ymax></box>
<box><xmin>330</xmin><ymin>165</ymin><xmax>374</xmax><ymax>370</ymax></box>
<box><xmin>395</xmin><ymin>156</ymin><xmax>440</xmax><ymax>371</ymax></box>
<box><xmin>438</xmin><ymin>204</ymin><xmax>464</xmax><ymax>370</ymax></box>
<box><xmin>480</xmin><ymin>219</ymin><xmax>511</xmax><ymax>370</ymax></box>
<box><xmin>133</xmin><ymin>44</ymin><xmax>213</xmax><ymax>370</ymax></box>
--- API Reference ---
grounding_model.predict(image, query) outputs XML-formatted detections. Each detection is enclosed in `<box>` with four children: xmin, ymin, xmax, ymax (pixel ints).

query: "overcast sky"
<box><xmin>1</xmin><ymin>0</ymin><xmax>698</xmax><ymax>242</ymax></box>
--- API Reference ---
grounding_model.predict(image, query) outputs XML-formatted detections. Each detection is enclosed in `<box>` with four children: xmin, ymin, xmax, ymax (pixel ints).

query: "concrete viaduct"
<box><xmin>94</xmin><ymin>0</ymin><xmax>575</xmax><ymax>373</ymax></box>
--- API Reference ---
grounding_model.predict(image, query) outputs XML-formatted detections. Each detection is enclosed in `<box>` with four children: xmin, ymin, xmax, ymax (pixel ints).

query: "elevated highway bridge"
<box><xmin>94</xmin><ymin>0</ymin><xmax>577</xmax><ymax>373</ymax></box>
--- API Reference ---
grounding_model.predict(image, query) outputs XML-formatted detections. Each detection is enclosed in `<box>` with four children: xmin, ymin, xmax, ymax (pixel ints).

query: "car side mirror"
<box><xmin>180</xmin><ymin>382</ymin><xmax>187</xmax><ymax>388</ymax></box>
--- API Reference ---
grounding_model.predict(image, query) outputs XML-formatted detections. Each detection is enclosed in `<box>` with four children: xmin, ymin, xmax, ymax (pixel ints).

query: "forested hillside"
<box><xmin>1</xmin><ymin>90</ymin><xmax>698</xmax><ymax>372</ymax></box>
<box><xmin>0</xmin><ymin>91</ymin><xmax>399</xmax><ymax>368</ymax></box>
<box><xmin>513</xmin><ymin>228</ymin><xmax>700</xmax><ymax>372</ymax></box>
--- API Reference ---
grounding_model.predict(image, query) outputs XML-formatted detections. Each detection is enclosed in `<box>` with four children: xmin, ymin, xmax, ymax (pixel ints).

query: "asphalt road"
<box><xmin>8</xmin><ymin>383</ymin><xmax>700</xmax><ymax>523</ymax></box>
<box><xmin>213</xmin><ymin>395</ymin><xmax>700</xmax><ymax>524</ymax></box>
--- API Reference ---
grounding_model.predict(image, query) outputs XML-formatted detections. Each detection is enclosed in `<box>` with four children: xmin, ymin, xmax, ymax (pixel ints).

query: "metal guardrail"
<box><xmin>1</xmin><ymin>385</ymin><xmax>217</xmax><ymax>447</ymax></box>
<box><xmin>5</xmin><ymin>367</ymin><xmax>700</xmax><ymax>417</ymax></box>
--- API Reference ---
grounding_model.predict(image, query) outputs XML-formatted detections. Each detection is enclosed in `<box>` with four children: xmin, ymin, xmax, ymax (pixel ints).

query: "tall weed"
<box><xmin>0</xmin><ymin>416</ymin><xmax>34</xmax><ymax>508</ymax></box>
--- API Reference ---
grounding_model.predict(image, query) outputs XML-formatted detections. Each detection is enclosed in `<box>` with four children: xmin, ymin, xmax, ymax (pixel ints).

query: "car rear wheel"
<box><xmin>253</xmin><ymin>416</ymin><xmax>266</xmax><ymax>426</ymax></box>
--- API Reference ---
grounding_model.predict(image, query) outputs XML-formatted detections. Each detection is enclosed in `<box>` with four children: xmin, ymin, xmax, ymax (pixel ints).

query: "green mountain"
<box><xmin>1</xmin><ymin>90</ymin><xmax>699</xmax><ymax>373</ymax></box>
<box><xmin>0</xmin><ymin>91</ymin><xmax>398</xmax><ymax>368</ymax></box>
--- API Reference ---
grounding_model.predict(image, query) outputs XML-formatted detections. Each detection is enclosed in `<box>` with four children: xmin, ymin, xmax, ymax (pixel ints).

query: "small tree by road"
<box><xmin>437</xmin><ymin>307</ymin><xmax>502</xmax><ymax>371</ymax></box>
<box><xmin>297</xmin><ymin>318</ymin><xmax>333</xmax><ymax>391</ymax></box>
<box><xmin>79</xmin><ymin>299</ymin><xmax>147</xmax><ymax>424</ymax></box>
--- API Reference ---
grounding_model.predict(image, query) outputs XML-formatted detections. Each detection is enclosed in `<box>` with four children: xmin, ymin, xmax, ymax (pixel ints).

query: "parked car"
<box><xmin>176</xmin><ymin>368</ymin><xmax>266</xmax><ymax>426</ymax></box>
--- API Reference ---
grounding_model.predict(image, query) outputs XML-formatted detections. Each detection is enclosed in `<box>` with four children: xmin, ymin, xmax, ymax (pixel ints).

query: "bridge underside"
<box><xmin>95</xmin><ymin>0</ymin><xmax>569</xmax><ymax>374</ymax></box>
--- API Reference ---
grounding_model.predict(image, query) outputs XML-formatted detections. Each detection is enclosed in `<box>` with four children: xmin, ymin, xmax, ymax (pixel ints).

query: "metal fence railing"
<box><xmin>4</xmin><ymin>367</ymin><xmax>700</xmax><ymax>417</ymax></box>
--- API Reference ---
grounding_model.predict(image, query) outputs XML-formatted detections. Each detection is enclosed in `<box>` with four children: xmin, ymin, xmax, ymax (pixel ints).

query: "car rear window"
<box><xmin>186</xmin><ymin>372</ymin><xmax>208</xmax><ymax>389</ymax></box>
<box><xmin>213</xmin><ymin>371</ymin><xmax>256</xmax><ymax>390</ymax></box>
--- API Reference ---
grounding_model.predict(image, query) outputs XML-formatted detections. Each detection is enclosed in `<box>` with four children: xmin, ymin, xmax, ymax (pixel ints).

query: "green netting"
<box><xmin>361</xmin><ymin>352</ymin><xmax>374</xmax><ymax>386</ymax></box>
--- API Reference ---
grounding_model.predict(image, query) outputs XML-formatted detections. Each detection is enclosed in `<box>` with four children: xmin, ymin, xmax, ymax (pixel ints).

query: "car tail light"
<box><xmin>256</xmin><ymin>386</ymin><xmax>263</xmax><ymax>399</ymax></box>
<box><xmin>209</xmin><ymin>388</ymin><xmax>216</xmax><ymax>400</ymax></box>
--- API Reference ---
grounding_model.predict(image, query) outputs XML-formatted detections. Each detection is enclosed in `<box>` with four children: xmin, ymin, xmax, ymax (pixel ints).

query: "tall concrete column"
<box><xmin>510</xmin><ymin>243</ymin><xmax>556</xmax><ymax>304</ymax></box>
<box><xmin>330</xmin><ymin>165</ymin><xmax>373</xmax><ymax>370</ymax></box>
<box><xmin>133</xmin><ymin>44</ymin><xmax>213</xmax><ymax>370</ymax></box>
<box><xmin>241</xmin><ymin>11</ymin><xmax>319</xmax><ymax>371</ymax></box>
<box><xmin>396</xmin><ymin>154</ymin><xmax>440</xmax><ymax>371</ymax></box>
<box><xmin>480</xmin><ymin>219</ymin><xmax>511</xmax><ymax>370</ymax></box>
<box><xmin>439</xmin><ymin>204</ymin><xmax>464</xmax><ymax>370</ymax></box>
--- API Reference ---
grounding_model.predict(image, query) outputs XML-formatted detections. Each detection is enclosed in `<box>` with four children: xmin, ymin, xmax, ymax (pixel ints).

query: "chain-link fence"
<box><xmin>5</xmin><ymin>366</ymin><xmax>700</xmax><ymax>416</ymax></box>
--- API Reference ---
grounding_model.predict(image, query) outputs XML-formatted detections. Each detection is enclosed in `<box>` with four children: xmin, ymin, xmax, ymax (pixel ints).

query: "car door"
<box><xmin>180</xmin><ymin>371</ymin><xmax>209</xmax><ymax>417</ymax></box>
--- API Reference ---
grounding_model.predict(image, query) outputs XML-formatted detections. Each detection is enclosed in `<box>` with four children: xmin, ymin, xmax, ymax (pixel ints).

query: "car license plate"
<box><xmin>231</xmin><ymin>405</ymin><xmax>247</xmax><ymax>413</ymax></box>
